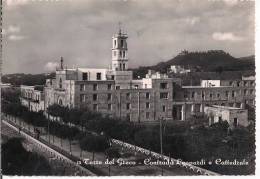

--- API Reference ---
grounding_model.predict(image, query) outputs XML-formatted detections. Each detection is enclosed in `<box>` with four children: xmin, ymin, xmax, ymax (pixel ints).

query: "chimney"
<box><xmin>60</xmin><ymin>57</ymin><xmax>64</xmax><ymax>70</ymax></box>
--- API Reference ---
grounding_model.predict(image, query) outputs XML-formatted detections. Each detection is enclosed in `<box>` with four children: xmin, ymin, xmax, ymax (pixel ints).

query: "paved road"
<box><xmin>2</xmin><ymin>115</ymin><xmax>199</xmax><ymax>176</ymax></box>
<box><xmin>1</xmin><ymin>120</ymin><xmax>94</xmax><ymax>176</ymax></box>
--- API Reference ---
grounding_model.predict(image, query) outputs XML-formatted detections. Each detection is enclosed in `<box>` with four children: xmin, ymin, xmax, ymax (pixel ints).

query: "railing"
<box><xmin>111</xmin><ymin>139</ymin><xmax>219</xmax><ymax>176</ymax></box>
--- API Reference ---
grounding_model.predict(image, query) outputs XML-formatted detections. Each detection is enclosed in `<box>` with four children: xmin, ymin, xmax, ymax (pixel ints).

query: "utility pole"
<box><xmin>160</xmin><ymin>117</ymin><xmax>164</xmax><ymax>176</ymax></box>
<box><xmin>48</xmin><ymin>113</ymin><xmax>50</xmax><ymax>143</ymax></box>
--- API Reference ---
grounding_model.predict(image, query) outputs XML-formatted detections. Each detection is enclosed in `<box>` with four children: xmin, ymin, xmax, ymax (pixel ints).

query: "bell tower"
<box><xmin>111</xmin><ymin>23</ymin><xmax>128</xmax><ymax>71</ymax></box>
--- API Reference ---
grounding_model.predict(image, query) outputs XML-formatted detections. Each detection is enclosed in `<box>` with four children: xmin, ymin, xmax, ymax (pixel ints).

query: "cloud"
<box><xmin>2</xmin><ymin>0</ymin><xmax>254</xmax><ymax>74</ymax></box>
<box><xmin>3</xmin><ymin>25</ymin><xmax>21</xmax><ymax>36</ymax></box>
<box><xmin>8</xmin><ymin>35</ymin><xmax>26</xmax><ymax>41</ymax></box>
<box><xmin>185</xmin><ymin>17</ymin><xmax>200</xmax><ymax>26</ymax></box>
<box><xmin>223</xmin><ymin>0</ymin><xmax>239</xmax><ymax>6</ymax></box>
<box><xmin>212</xmin><ymin>32</ymin><xmax>244</xmax><ymax>41</ymax></box>
<box><xmin>5</xmin><ymin>0</ymin><xmax>29</xmax><ymax>6</ymax></box>
<box><xmin>8</xmin><ymin>25</ymin><xmax>20</xmax><ymax>33</ymax></box>
<box><xmin>2</xmin><ymin>28</ymin><xmax>6</xmax><ymax>35</ymax></box>
<box><xmin>44</xmin><ymin>62</ymin><xmax>59</xmax><ymax>71</ymax></box>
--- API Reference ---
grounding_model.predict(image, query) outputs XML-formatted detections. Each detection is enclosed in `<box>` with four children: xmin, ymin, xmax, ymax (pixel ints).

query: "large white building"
<box><xmin>19</xmin><ymin>27</ymin><xmax>254</xmax><ymax>124</ymax></box>
<box><xmin>20</xmin><ymin>85</ymin><xmax>45</xmax><ymax>112</ymax></box>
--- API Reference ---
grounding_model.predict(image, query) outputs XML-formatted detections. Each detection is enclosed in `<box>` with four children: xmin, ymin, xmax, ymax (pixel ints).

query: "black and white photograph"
<box><xmin>0</xmin><ymin>0</ymin><xmax>256</xmax><ymax>176</ymax></box>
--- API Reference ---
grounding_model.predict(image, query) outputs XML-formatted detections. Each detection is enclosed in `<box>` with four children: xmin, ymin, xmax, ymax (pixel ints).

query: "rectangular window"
<box><xmin>237</xmin><ymin>81</ymin><xmax>240</xmax><ymax>87</ymax></box>
<box><xmin>234</xmin><ymin>118</ymin><xmax>238</xmax><ymax>127</ymax></box>
<box><xmin>108</xmin><ymin>104</ymin><xmax>112</xmax><ymax>111</ymax></box>
<box><xmin>111</xmin><ymin>75</ymin><xmax>115</xmax><ymax>80</ymax></box>
<box><xmin>126</xmin><ymin>93</ymin><xmax>131</xmax><ymax>100</ymax></box>
<box><xmin>126</xmin><ymin>113</ymin><xmax>131</xmax><ymax>121</ymax></box>
<box><xmin>217</xmin><ymin>93</ymin><xmax>220</xmax><ymax>98</ymax></box>
<box><xmin>93</xmin><ymin>84</ymin><xmax>98</xmax><ymax>91</ymax></box>
<box><xmin>250</xmin><ymin>81</ymin><xmax>254</xmax><ymax>86</ymax></box>
<box><xmin>191</xmin><ymin>92</ymin><xmax>195</xmax><ymax>98</ymax></box>
<box><xmin>116</xmin><ymin>86</ymin><xmax>120</xmax><ymax>90</ymax></box>
<box><xmin>82</xmin><ymin>73</ymin><xmax>88</xmax><ymax>80</ymax></box>
<box><xmin>162</xmin><ymin>105</ymin><xmax>166</xmax><ymax>112</ymax></box>
<box><xmin>146</xmin><ymin>92</ymin><xmax>150</xmax><ymax>99</ymax></box>
<box><xmin>126</xmin><ymin>103</ymin><xmax>131</xmax><ymax>110</ymax></box>
<box><xmin>225</xmin><ymin>91</ymin><xmax>229</xmax><ymax>98</ymax></box>
<box><xmin>93</xmin><ymin>94</ymin><xmax>97</xmax><ymax>101</ymax></box>
<box><xmin>80</xmin><ymin>84</ymin><xmax>84</xmax><ymax>91</ymax></box>
<box><xmin>250</xmin><ymin>89</ymin><xmax>254</xmax><ymax>94</ymax></box>
<box><xmin>232</xmin><ymin>91</ymin><xmax>235</xmax><ymax>98</ymax></box>
<box><xmin>107</xmin><ymin>93</ymin><xmax>112</xmax><ymax>101</ymax></box>
<box><xmin>146</xmin><ymin>102</ymin><xmax>150</xmax><ymax>109</ymax></box>
<box><xmin>97</xmin><ymin>73</ymin><xmax>101</xmax><ymax>80</ymax></box>
<box><xmin>160</xmin><ymin>83</ymin><xmax>168</xmax><ymax>89</ymax></box>
<box><xmin>160</xmin><ymin>92</ymin><xmax>168</xmax><ymax>99</ymax></box>
<box><xmin>244</xmin><ymin>81</ymin><xmax>247</xmax><ymax>86</ymax></box>
<box><xmin>108</xmin><ymin>84</ymin><xmax>112</xmax><ymax>90</ymax></box>
<box><xmin>210</xmin><ymin>93</ymin><xmax>213</xmax><ymax>98</ymax></box>
<box><xmin>146</xmin><ymin>112</ymin><xmax>150</xmax><ymax>119</ymax></box>
<box><xmin>80</xmin><ymin>94</ymin><xmax>85</xmax><ymax>103</ymax></box>
<box><xmin>201</xmin><ymin>92</ymin><xmax>205</xmax><ymax>99</ymax></box>
<box><xmin>134</xmin><ymin>85</ymin><xmax>139</xmax><ymax>89</ymax></box>
<box><xmin>93</xmin><ymin>104</ymin><xmax>98</xmax><ymax>111</ymax></box>
<box><xmin>244</xmin><ymin>89</ymin><xmax>248</xmax><ymax>95</ymax></box>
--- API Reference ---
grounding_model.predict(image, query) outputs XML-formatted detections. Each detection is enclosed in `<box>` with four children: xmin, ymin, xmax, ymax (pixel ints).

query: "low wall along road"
<box><xmin>111</xmin><ymin>139</ymin><xmax>219</xmax><ymax>176</ymax></box>
<box><xmin>2</xmin><ymin>120</ymin><xmax>96</xmax><ymax>176</ymax></box>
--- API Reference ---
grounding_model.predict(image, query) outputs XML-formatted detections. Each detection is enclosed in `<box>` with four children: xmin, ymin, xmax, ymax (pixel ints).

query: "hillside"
<box><xmin>1</xmin><ymin>73</ymin><xmax>55</xmax><ymax>86</ymax></box>
<box><xmin>132</xmin><ymin>50</ymin><xmax>255</xmax><ymax>78</ymax></box>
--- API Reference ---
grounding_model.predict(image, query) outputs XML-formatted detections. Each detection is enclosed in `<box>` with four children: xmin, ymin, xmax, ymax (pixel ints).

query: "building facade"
<box><xmin>20</xmin><ymin>85</ymin><xmax>45</xmax><ymax>112</ymax></box>
<box><xmin>28</xmin><ymin>28</ymin><xmax>254</xmax><ymax>125</ymax></box>
<box><xmin>204</xmin><ymin>105</ymin><xmax>248</xmax><ymax>127</ymax></box>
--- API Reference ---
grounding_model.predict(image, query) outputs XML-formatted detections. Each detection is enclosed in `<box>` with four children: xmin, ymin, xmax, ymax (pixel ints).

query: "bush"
<box><xmin>105</xmin><ymin>147</ymin><xmax>121</xmax><ymax>159</ymax></box>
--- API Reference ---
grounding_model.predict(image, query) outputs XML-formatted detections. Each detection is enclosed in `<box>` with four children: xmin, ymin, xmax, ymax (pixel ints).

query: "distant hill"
<box><xmin>1</xmin><ymin>73</ymin><xmax>55</xmax><ymax>86</ymax></box>
<box><xmin>131</xmin><ymin>50</ymin><xmax>255</xmax><ymax>78</ymax></box>
<box><xmin>1</xmin><ymin>50</ymin><xmax>255</xmax><ymax>86</ymax></box>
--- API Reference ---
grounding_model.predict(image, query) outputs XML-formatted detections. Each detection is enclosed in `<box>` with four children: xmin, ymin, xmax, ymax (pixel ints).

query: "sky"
<box><xmin>1</xmin><ymin>0</ymin><xmax>255</xmax><ymax>74</ymax></box>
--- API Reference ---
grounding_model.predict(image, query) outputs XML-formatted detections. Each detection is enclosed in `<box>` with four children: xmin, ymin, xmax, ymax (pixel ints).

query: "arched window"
<box><xmin>59</xmin><ymin>78</ymin><xmax>62</xmax><ymax>89</ymax></box>
<box><xmin>121</xmin><ymin>39</ymin><xmax>124</xmax><ymax>48</ymax></box>
<box><xmin>114</xmin><ymin>40</ymin><xmax>117</xmax><ymax>48</ymax></box>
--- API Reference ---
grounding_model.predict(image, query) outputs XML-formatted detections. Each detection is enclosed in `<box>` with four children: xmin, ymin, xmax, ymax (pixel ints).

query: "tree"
<box><xmin>79</xmin><ymin>134</ymin><xmax>109</xmax><ymax>160</ymax></box>
<box><xmin>2</xmin><ymin>138</ymin><xmax>51</xmax><ymax>175</ymax></box>
<box><xmin>105</xmin><ymin>147</ymin><xmax>121</xmax><ymax>159</ymax></box>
